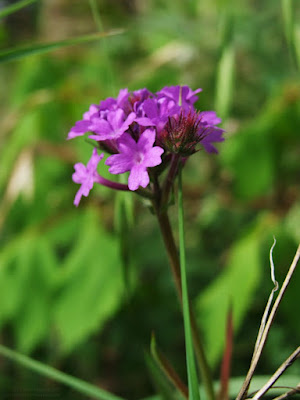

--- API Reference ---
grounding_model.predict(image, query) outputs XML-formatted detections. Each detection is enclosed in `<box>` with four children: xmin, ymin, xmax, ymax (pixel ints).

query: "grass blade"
<box><xmin>215</xmin><ymin>13</ymin><xmax>235</xmax><ymax>120</ymax></box>
<box><xmin>178</xmin><ymin>163</ymin><xmax>200</xmax><ymax>400</ymax></box>
<box><xmin>0</xmin><ymin>344</ymin><xmax>126</xmax><ymax>400</ymax></box>
<box><xmin>150</xmin><ymin>333</ymin><xmax>189</xmax><ymax>399</ymax></box>
<box><xmin>0</xmin><ymin>0</ymin><xmax>39</xmax><ymax>19</ymax></box>
<box><xmin>281</xmin><ymin>0</ymin><xmax>299</xmax><ymax>69</ymax></box>
<box><xmin>0</xmin><ymin>29</ymin><xmax>124</xmax><ymax>64</ymax></box>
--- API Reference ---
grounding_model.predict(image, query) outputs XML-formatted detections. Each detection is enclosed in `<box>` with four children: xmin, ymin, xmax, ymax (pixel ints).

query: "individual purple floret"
<box><xmin>135</xmin><ymin>98</ymin><xmax>180</xmax><ymax>133</ymax></box>
<box><xmin>89</xmin><ymin>109</ymin><xmax>136</xmax><ymax>141</ymax></box>
<box><xmin>72</xmin><ymin>148</ymin><xmax>130</xmax><ymax>206</ymax></box>
<box><xmin>105</xmin><ymin>129</ymin><xmax>164</xmax><ymax>191</ymax></box>
<box><xmin>72</xmin><ymin>148</ymin><xmax>104</xmax><ymax>206</ymax></box>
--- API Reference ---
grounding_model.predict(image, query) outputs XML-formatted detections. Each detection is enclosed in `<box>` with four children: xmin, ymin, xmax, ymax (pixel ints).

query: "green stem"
<box><xmin>178</xmin><ymin>163</ymin><xmax>200</xmax><ymax>400</ymax></box>
<box><xmin>153</xmin><ymin>208</ymin><xmax>215</xmax><ymax>400</ymax></box>
<box><xmin>161</xmin><ymin>154</ymin><xmax>180</xmax><ymax>208</ymax></box>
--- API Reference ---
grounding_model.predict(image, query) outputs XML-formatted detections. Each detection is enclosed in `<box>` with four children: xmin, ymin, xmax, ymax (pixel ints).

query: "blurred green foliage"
<box><xmin>0</xmin><ymin>0</ymin><xmax>299</xmax><ymax>399</ymax></box>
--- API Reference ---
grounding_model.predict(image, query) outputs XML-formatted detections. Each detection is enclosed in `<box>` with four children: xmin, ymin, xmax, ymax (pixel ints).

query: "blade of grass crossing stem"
<box><xmin>0</xmin><ymin>345</ymin><xmax>125</xmax><ymax>400</ymax></box>
<box><xmin>0</xmin><ymin>0</ymin><xmax>39</xmax><ymax>19</ymax></box>
<box><xmin>0</xmin><ymin>30</ymin><xmax>124</xmax><ymax>63</ymax></box>
<box><xmin>178</xmin><ymin>163</ymin><xmax>200</xmax><ymax>400</ymax></box>
<box><xmin>215</xmin><ymin>13</ymin><xmax>235</xmax><ymax>120</ymax></box>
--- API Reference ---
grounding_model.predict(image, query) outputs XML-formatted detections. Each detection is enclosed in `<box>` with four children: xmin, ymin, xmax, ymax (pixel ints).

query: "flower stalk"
<box><xmin>153</xmin><ymin>203</ymin><xmax>215</xmax><ymax>400</ymax></box>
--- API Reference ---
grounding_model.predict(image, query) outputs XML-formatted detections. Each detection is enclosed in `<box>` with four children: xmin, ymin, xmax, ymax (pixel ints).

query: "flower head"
<box><xmin>68</xmin><ymin>85</ymin><xmax>225</xmax><ymax>204</ymax></box>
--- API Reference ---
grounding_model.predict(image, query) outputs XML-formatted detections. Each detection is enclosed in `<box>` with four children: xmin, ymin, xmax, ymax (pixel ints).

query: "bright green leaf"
<box><xmin>195</xmin><ymin>222</ymin><xmax>262</xmax><ymax>366</ymax></box>
<box><xmin>54</xmin><ymin>209</ymin><xmax>124</xmax><ymax>353</ymax></box>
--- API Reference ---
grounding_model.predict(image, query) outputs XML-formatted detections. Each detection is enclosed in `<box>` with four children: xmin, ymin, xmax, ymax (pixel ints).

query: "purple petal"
<box><xmin>137</xmin><ymin>129</ymin><xmax>156</xmax><ymax>152</ymax></box>
<box><xmin>108</xmin><ymin>109</ymin><xmax>125</xmax><ymax>130</ymax></box>
<box><xmin>120</xmin><ymin>112</ymin><xmax>136</xmax><ymax>131</ymax></box>
<box><xmin>128</xmin><ymin>165</ymin><xmax>149</xmax><ymax>190</ymax></box>
<box><xmin>72</xmin><ymin>163</ymin><xmax>87</xmax><ymax>183</ymax></box>
<box><xmin>201</xmin><ymin>128</ymin><xmax>225</xmax><ymax>153</ymax></box>
<box><xmin>144</xmin><ymin>146</ymin><xmax>164</xmax><ymax>167</ymax></box>
<box><xmin>99</xmin><ymin>97</ymin><xmax>117</xmax><ymax>111</ymax></box>
<box><xmin>134</xmin><ymin>117</ymin><xmax>156</xmax><ymax>127</ymax></box>
<box><xmin>90</xmin><ymin>118</ymin><xmax>112</xmax><ymax>135</ymax></box>
<box><xmin>67</xmin><ymin>120</ymin><xmax>91</xmax><ymax>139</ymax></box>
<box><xmin>116</xmin><ymin>133</ymin><xmax>137</xmax><ymax>154</ymax></box>
<box><xmin>106</xmin><ymin>153</ymin><xmax>133</xmax><ymax>174</ymax></box>
<box><xmin>199</xmin><ymin>111</ymin><xmax>222</xmax><ymax>125</ymax></box>
<box><xmin>83</xmin><ymin>104</ymin><xmax>99</xmax><ymax>120</ymax></box>
<box><xmin>143</xmin><ymin>99</ymin><xmax>159</xmax><ymax>119</ymax></box>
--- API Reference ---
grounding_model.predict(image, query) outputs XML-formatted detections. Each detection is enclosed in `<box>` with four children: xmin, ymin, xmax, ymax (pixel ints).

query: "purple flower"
<box><xmin>72</xmin><ymin>149</ymin><xmax>104</xmax><ymax>206</ymax></box>
<box><xmin>88</xmin><ymin>109</ymin><xmax>136</xmax><ymax>141</ymax></box>
<box><xmin>68</xmin><ymin>85</ymin><xmax>225</xmax><ymax>205</ymax></box>
<box><xmin>105</xmin><ymin>129</ymin><xmax>164</xmax><ymax>191</ymax></box>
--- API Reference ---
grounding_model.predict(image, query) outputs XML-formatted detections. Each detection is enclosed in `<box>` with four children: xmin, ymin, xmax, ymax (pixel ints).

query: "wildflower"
<box><xmin>68</xmin><ymin>85</ymin><xmax>225</xmax><ymax>205</ymax></box>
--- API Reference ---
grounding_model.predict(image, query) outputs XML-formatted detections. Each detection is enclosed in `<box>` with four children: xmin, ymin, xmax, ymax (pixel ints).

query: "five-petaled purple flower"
<box><xmin>72</xmin><ymin>149</ymin><xmax>104</xmax><ymax>206</ymax></box>
<box><xmin>68</xmin><ymin>85</ymin><xmax>225</xmax><ymax>205</ymax></box>
<box><xmin>106</xmin><ymin>129</ymin><xmax>164</xmax><ymax>191</ymax></box>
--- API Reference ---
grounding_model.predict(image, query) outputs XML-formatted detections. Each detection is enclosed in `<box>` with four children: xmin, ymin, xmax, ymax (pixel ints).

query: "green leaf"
<box><xmin>0</xmin><ymin>0</ymin><xmax>39</xmax><ymax>19</ymax></box>
<box><xmin>195</xmin><ymin>222</ymin><xmax>262</xmax><ymax>366</ymax></box>
<box><xmin>0</xmin><ymin>344</ymin><xmax>125</xmax><ymax>400</ymax></box>
<box><xmin>0</xmin><ymin>231</ymin><xmax>58</xmax><ymax>352</ymax></box>
<box><xmin>0</xmin><ymin>235</ymin><xmax>30</xmax><ymax>325</ymax></box>
<box><xmin>0</xmin><ymin>30</ymin><xmax>124</xmax><ymax>64</ymax></box>
<box><xmin>14</xmin><ymin>238</ymin><xmax>58</xmax><ymax>353</ymax></box>
<box><xmin>54</xmin><ymin>209</ymin><xmax>124</xmax><ymax>353</ymax></box>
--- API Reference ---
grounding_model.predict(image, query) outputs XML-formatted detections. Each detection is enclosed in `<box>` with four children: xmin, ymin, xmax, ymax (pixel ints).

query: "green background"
<box><xmin>0</xmin><ymin>0</ymin><xmax>299</xmax><ymax>398</ymax></box>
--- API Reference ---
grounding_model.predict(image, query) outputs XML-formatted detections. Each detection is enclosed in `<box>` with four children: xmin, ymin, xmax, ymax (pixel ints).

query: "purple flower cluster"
<box><xmin>68</xmin><ymin>85</ymin><xmax>224</xmax><ymax>206</ymax></box>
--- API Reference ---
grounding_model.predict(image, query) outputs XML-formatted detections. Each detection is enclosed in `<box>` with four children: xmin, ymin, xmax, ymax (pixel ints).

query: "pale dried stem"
<box><xmin>254</xmin><ymin>238</ymin><xmax>279</xmax><ymax>353</ymax></box>
<box><xmin>236</xmin><ymin>244</ymin><xmax>300</xmax><ymax>400</ymax></box>
<box><xmin>247</xmin><ymin>346</ymin><xmax>300</xmax><ymax>400</ymax></box>
<box><xmin>272</xmin><ymin>384</ymin><xmax>300</xmax><ymax>400</ymax></box>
